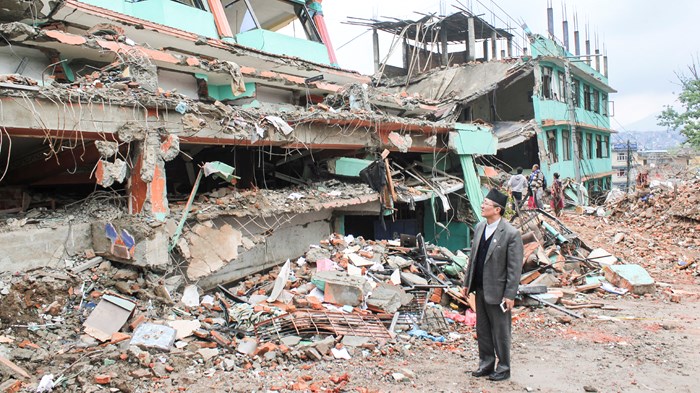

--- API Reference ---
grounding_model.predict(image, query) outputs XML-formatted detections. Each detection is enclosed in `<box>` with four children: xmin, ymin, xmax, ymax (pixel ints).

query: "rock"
<box><xmin>392</xmin><ymin>372</ymin><xmax>410</xmax><ymax>382</ymax></box>
<box><xmin>280</xmin><ymin>336</ymin><xmax>302</xmax><ymax>347</ymax></box>
<box><xmin>400</xmin><ymin>368</ymin><xmax>416</xmax><ymax>379</ymax></box>
<box><xmin>583</xmin><ymin>386</ymin><xmax>598</xmax><ymax>392</ymax></box>
<box><xmin>341</xmin><ymin>336</ymin><xmax>370</xmax><ymax>347</ymax></box>
<box><xmin>166</xmin><ymin>319</ymin><xmax>201</xmax><ymax>340</ymax></box>
<box><xmin>180</xmin><ymin>285</ymin><xmax>200</xmax><ymax>307</ymax></box>
<box><xmin>113</xmin><ymin>268</ymin><xmax>139</xmax><ymax>281</ymax></box>
<box><xmin>305</xmin><ymin>348</ymin><xmax>322</xmax><ymax>361</ymax></box>
<box><xmin>237</xmin><ymin>338</ymin><xmax>258</xmax><ymax>356</ymax></box>
<box><xmin>305</xmin><ymin>247</ymin><xmax>331</xmax><ymax>263</ymax></box>
<box><xmin>197</xmin><ymin>348</ymin><xmax>219</xmax><ymax>361</ymax></box>
<box><xmin>0</xmin><ymin>356</ymin><xmax>30</xmax><ymax>380</ymax></box>
<box><xmin>400</xmin><ymin>272</ymin><xmax>428</xmax><ymax>286</ymax></box>
<box><xmin>602</xmin><ymin>264</ymin><xmax>655</xmax><ymax>295</ymax></box>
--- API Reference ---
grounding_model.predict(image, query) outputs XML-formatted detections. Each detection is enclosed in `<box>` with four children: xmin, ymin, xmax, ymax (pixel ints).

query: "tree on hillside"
<box><xmin>658</xmin><ymin>58</ymin><xmax>700</xmax><ymax>148</ymax></box>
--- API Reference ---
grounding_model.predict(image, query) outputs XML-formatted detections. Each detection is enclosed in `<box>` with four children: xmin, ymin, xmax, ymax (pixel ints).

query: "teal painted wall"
<box><xmin>539</xmin><ymin>127</ymin><xmax>611</xmax><ymax>181</ymax></box>
<box><xmin>534</xmin><ymin>96</ymin><xmax>610</xmax><ymax>130</ymax></box>
<box><xmin>423</xmin><ymin>212</ymin><xmax>471</xmax><ymax>251</ymax></box>
<box><xmin>235</xmin><ymin>30</ymin><xmax>330</xmax><ymax>64</ymax></box>
<box><xmin>530</xmin><ymin>35</ymin><xmax>609</xmax><ymax>85</ymax></box>
<box><xmin>82</xmin><ymin>0</ymin><xmax>219</xmax><ymax>38</ymax></box>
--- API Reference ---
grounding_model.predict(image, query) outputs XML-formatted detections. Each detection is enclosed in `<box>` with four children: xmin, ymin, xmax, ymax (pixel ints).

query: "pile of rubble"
<box><xmin>598</xmin><ymin>177</ymin><xmax>700</xmax><ymax>275</ymax></box>
<box><xmin>0</xmin><ymin>202</ymin><xmax>672</xmax><ymax>391</ymax></box>
<box><xmin>0</xmin><ymin>232</ymin><xmax>476</xmax><ymax>392</ymax></box>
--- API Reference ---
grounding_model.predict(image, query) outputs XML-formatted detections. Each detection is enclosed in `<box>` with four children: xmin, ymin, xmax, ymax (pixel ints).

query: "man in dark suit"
<box><xmin>463</xmin><ymin>188</ymin><xmax>523</xmax><ymax>381</ymax></box>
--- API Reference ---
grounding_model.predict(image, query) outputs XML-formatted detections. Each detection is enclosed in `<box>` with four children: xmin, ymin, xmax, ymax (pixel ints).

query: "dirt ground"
<box><xmin>173</xmin><ymin>295</ymin><xmax>699</xmax><ymax>393</ymax></box>
<box><xmin>175</xmin><ymin>213</ymin><xmax>700</xmax><ymax>393</ymax></box>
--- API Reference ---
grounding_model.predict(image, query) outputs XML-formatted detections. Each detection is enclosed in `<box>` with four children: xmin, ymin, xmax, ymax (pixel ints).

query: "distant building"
<box><xmin>611</xmin><ymin>142</ymin><xmax>638</xmax><ymax>191</ymax></box>
<box><xmin>637</xmin><ymin>149</ymin><xmax>694</xmax><ymax>180</ymax></box>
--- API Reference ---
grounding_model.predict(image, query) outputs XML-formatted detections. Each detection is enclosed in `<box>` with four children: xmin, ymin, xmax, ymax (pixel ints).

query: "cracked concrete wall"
<box><xmin>0</xmin><ymin>223</ymin><xmax>92</xmax><ymax>272</ymax></box>
<box><xmin>193</xmin><ymin>210</ymin><xmax>333</xmax><ymax>290</ymax></box>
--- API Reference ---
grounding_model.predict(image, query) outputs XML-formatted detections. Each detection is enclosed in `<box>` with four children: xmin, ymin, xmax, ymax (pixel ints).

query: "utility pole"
<box><xmin>564</xmin><ymin>59</ymin><xmax>583</xmax><ymax>203</ymax></box>
<box><xmin>625</xmin><ymin>140</ymin><xmax>632</xmax><ymax>191</ymax></box>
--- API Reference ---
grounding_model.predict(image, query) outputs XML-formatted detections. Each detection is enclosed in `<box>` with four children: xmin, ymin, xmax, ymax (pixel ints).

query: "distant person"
<box><xmin>550</xmin><ymin>172</ymin><xmax>565</xmax><ymax>217</ymax></box>
<box><xmin>507</xmin><ymin>167</ymin><xmax>527</xmax><ymax>207</ymax></box>
<box><xmin>636</xmin><ymin>170</ymin><xmax>649</xmax><ymax>189</ymax></box>
<box><xmin>528</xmin><ymin>164</ymin><xmax>544</xmax><ymax>209</ymax></box>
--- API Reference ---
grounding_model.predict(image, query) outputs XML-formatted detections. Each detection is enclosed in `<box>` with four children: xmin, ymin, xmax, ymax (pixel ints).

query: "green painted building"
<box><xmin>529</xmin><ymin>34</ymin><xmax>616</xmax><ymax>199</ymax></box>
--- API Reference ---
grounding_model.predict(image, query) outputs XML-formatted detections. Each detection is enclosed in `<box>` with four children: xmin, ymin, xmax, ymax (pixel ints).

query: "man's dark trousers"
<box><xmin>475</xmin><ymin>289</ymin><xmax>512</xmax><ymax>373</ymax></box>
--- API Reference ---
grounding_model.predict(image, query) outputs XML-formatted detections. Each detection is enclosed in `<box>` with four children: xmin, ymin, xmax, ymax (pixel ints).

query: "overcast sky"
<box><xmin>321</xmin><ymin>0</ymin><xmax>700</xmax><ymax>131</ymax></box>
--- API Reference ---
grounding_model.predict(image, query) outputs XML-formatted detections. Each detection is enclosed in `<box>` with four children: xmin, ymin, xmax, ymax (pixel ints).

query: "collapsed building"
<box><xmin>0</xmin><ymin>1</ymin><xmax>614</xmax><ymax>289</ymax></box>
<box><xmin>353</xmin><ymin>9</ymin><xmax>616</xmax><ymax>202</ymax></box>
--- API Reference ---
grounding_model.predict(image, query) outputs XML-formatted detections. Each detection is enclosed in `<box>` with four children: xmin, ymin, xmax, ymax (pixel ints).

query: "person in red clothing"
<box><xmin>550</xmin><ymin>172</ymin><xmax>565</xmax><ymax>217</ymax></box>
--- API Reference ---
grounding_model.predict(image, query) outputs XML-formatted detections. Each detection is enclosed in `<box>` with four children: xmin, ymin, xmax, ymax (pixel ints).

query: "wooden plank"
<box><xmin>520</xmin><ymin>270</ymin><xmax>541</xmax><ymax>285</ymax></box>
<box><xmin>575</xmin><ymin>282</ymin><xmax>602</xmax><ymax>292</ymax></box>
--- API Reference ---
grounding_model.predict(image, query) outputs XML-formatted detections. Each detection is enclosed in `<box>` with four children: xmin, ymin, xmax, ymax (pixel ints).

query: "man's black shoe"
<box><xmin>470</xmin><ymin>369</ymin><xmax>493</xmax><ymax>377</ymax></box>
<box><xmin>488</xmin><ymin>371</ymin><xmax>510</xmax><ymax>381</ymax></box>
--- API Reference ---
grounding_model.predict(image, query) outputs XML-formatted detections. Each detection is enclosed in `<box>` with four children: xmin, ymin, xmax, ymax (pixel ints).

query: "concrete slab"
<box><xmin>312</xmin><ymin>270</ymin><xmax>372</xmax><ymax>306</ymax></box>
<box><xmin>130</xmin><ymin>323</ymin><xmax>177</xmax><ymax>352</ymax></box>
<box><xmin>603</xmin><ymin>264</ymin><xmax>655</xmax><ymax>295</ymax></box>
<box><xmin>166</xmin><ymin>319</ymin><xmax>201</xmax><ymax>340</ymax></box>
<box><xmin>0</xmin><ymin>223</ymin><xmax>91</xmax><ymax>272</ymax></box>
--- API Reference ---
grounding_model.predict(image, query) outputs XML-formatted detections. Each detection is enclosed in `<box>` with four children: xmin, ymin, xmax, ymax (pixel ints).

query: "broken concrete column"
<box><xmin>127</xmin><ymin>135</ymin><xmax>168</xmax><ymax>221</ymax></box>
<box><xmin>95</xmin><ymin>158</ymin><xmax>127</xmax><ymax>188</ymax></box>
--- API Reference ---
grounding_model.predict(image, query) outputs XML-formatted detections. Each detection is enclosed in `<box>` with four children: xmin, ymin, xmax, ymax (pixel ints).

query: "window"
<box><xmin>617</xmin><ymin>168</ymin><xmax>626</xmax><ymax>177</ymax></box>
<box><xmin>542</xmin><ymin>67</ymin><xmax>553</xmax><ymax>99</ymax></box>
<box><xmin>225</xmin><ymin>0</ymin><xmax>323</xmax><ymax>42</ymax></box>
<box><xmin>602</xmin><ymin>136</ymin><xmax>610</xmax><ymax>158</ymax></box>
<box><xmin>576</xmin><ymin>131</ymin><xmax>583</xmax><ymax>160</ymax></box>
<box><xmin>557</xmin><ymin>71</ymin><xmax>566</xmax><ymax>102</ymax></box>
<box><xmin>172</xmin><ymin>0</ymin><xmax>206</xmax><ymax>9</ymax></box>
<box><xmin>572</xmin><ymin>80</ymin><xmax>580</xmax><ymax>107</ymax></box>
<box><xmin>602</xmin><ymin>93</ymin><xmax>608</xmax><ymax>116</ymax></box>
<box><xmin>596</xmin><ymin>135</ymin><xmax>602</xmax><ymax>158</ymax></box>
<box><xmin>592</xmin><ymin>90</ymin><xmax>600</xmax><ymax>114</ymax></box>
<box><xmin>547</xmin><ymin>130</ymin><xmax>558</xmax><ymax>162</ymax></box>
<box><xmin>583</xmin><ymin>84</ymin><xmax>591</xmax><ymax>111</ymax></box>
<box><xmin>586</xmin><ymin>133</ymin><xmax>593</xmax><ymax>158</ymax></box>
<box><xmin>617</xmin><ymin>152</ymin><xmax>627</xmax><ymax>161</ymax></box>
<box><xmin>562</xmin><ymin>130</ymin><xmax>571</xmax><ymax>161</ymax></box>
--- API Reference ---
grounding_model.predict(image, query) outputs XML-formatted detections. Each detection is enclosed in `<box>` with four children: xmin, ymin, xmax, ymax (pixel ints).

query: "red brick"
<box><xmin>0</xmin><ymin>379</ymin><xmax>21</xmax><ymax>393</ymax></box>
<box><xmin>128</xmin><ymin>314</ymin><xmax>146</xmax><ymax>331</ymax></box>
<box><xmin>110</xmin><ymin>332</ymin><xmax>131</xmax><ymax>344</ymax></box>
<box><xmin>210</xmin><ymin>331</ymin><xmax>230</xmax><ymax>347</ymax></box>
<box><xmin>94</xmin><ymin>375</ymin><xmax>111</xmax><ymax>384</ymax></box>
<box><xmin>254</xmin><ymin>342</ymin><xmax>277</xmax><ymax>357</ymax></box>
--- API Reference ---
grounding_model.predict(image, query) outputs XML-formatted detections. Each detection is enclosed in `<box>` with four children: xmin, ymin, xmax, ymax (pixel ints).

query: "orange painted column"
<box><xmin>128</xmin><ymin>147</ymin><xmax>148</xmax><ymax>215</ymax></box>
<box><xmin>306</xmin><ymin>0</ymin><xmax>339</xmax><ymax>67</ymax></box>
<box><xmin>127</xmin><ymin>140</ymin><xmax>170</xmax><ymax>221</ymax></box>
<box><xmin>207</xmin><ymin>0</ymin><xmax>234</xmax><ymax>39</ymax></box>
